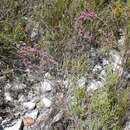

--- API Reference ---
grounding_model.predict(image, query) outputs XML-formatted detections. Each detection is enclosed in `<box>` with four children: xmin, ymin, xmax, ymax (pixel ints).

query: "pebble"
<box><xmin>42</xmin><ymin>98</ymin><xmax>52</xmax><ymax>108</ymax></box>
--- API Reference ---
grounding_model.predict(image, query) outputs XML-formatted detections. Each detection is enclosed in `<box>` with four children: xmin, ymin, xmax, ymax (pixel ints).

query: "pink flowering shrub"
<box><xmin>78</xmin><ymin>9</ymin><xmax>96</xmax><ymax>21</ymax></box>
<box><xmin>103</xmin><ymin>32</ymin><xmax>113</xmax><ymax>42</ymax></box>
<box><xmin>17</xmin><ymin>41</ymin><xmax>56</xmax><ymax>67</ymax></box>
<box><xmin>78</xmin><ymin>7</ymin><xmax>118</xmax><ymax>48</ymax></box>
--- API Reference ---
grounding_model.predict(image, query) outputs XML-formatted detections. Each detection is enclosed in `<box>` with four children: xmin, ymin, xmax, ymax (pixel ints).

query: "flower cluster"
<box><xmin>103</xmin><ymin>32</ymin><xmax>112</xmax><ymax>39</ymax></box>
<box><xmin>17</xmin><ymin>41</ymin><xmax>56</xmax><ymax>67</ymax></box>
<box><xmin>18</xmin><ymin>43</ymin><xmax>37</xmax><ymax>55</ymax></box>
<box><xmin>79</xmin><ymin>9</ymin><xmax>96</xmax><ymax>21</ymax></box>
<box><xmin>103</xmin><ymin>32</ymin><xmax>113</xmax><ymax>42</ymax></box>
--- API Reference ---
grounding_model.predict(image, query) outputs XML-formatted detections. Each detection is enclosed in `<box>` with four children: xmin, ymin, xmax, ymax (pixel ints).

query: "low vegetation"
<box><xmin>0</xmin><ymin>0</ymin><xmax>129</xmax><ymax>129</ymax></box>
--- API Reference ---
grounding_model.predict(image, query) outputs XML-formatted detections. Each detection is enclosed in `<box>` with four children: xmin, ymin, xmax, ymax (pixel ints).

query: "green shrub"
<box><xmin>89</xmin><ymin>67</ymin><xmax>129</xmax><ymax>130</ymax></box>
<box><xmin>0</xmin><ymin>18</ymin><xmax>26</xmax><ymax>52</ymax></box>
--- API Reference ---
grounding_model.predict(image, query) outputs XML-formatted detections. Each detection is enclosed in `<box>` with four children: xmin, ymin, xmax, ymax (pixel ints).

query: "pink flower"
<box><xmin>79</xmin><ymin>28</ymin><xmax>85</xmax><ymax>35</ymax></box>
<box><xmin>103</xmin><ymin>32</ymin><xmax>113</xmax><ymax>40</ymax></box>
<box><xmin>79</xmin><ymin>10</ymin><xmax>96</xmax><ymax>21</ymax></box>
<box><xmin>27</xmin><ymin>47</ymin><xmax>37</xmax><ymax>52</ymax></box>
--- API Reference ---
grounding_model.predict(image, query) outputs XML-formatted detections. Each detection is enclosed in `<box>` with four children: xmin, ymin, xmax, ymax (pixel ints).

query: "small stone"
<box><xmin>5</xmin><ymin>93</ymin><xmax>12</xmax><ymax>102</ymax></box>
<box><xmin>4</xmin><ymin>119</ymin><xmax>23</xmax><ymax>130</ymax></box>
<box><xmin>42</xmin><ymin>97</ymin><xmax>52</xmax><ymax>108</ymax></box>
<box><xmin>23</xmin><ymin>102</ymin><xmax>36</xmax><ymax>110</ymax></box>
<box><xmin>41</xmin><ymin>81</ymin><xmax>52</xmax><ymax>93</ymax></box>
<box><xmin>44</xmin><ymin>73</ymin><xmax>52</xmax><ymax>79</ymax></box>
<box><xmin>93</xmin><ymin>64</ymin><xmax>102</xmax><ymax>72</ymax></box>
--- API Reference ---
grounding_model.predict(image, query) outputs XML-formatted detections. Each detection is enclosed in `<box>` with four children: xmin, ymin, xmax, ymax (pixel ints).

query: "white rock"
<box><xmin>110</xmin><ymin>50</ymin><xmax>121</xmax><ymax>62</ymax></box>
<box><xmin>5</xmin><ymin>93</ymin><xmax>12</xmax><ymax>102</ymax></box>
<box><xmin>109</xmin><ymin>49</ymin><xmax>123</xmax><ymax>75</ymax></box>
<box><xmin>87</xmin><ymin>80</ymin><xmax>103</xmax><ymax>91</ymax></box>
<box><xmin>77</xmin><ymin>77</ymin><xmax>86</xmax><ymax>87</ymax></box>
<box><xmin>23</xmin><ymin>102</ymin><xmax>36</xmax><ymax>110</ymax></box>
<box><xmin>93</xmin><ymin>64</ymin><xmax>102</xmax><ymax>72</ymax></box>
<box><xmin>4</xmin><ymin>119</ymin><xmax>23</xmax><ymax>130</ymax></box>
<box><xmin>44</xmin><ymin>72</ymin><xmax>52</xmax><ymax>79</ymax></box>
<box><xmin>103</xmin><ymin>59</ymin><xmax>109</xmax><ymax>66</ymax></box>
<box><xmin>118</xmin><ymin>35</ymin><xmax>125</xmax><ymax>46</ymax></box>
<box><xmin>25</xmin><ymin>109</ymin><xmax>39</xmax><ymax>120</ymax></box>
<box><xmin>41</xmin><ymin>81</ymin><xmax>52</xmax><ymax>93</ymax></box>
<box><xmin>42</xmin><ymin>97</ymin><xmax>52</xmax><ymax>108</ymax></box>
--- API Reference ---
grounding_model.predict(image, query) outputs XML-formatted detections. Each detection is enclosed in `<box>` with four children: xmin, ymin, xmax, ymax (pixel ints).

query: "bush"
<box><xmin>90</xmin><ymin>67</ymin><xmax>129</xmax><ymax>130</ymax></box>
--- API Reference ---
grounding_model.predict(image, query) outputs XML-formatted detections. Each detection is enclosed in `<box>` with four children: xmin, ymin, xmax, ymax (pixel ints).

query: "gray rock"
<box><xmin>44</xmin><ymin>73</ymin><xmax>52</xmax><ymax>79</ymax></box>
<box><xmin>4</xmin><ymin>119</ymin><xmax>23</xmax><ymax>130</ymax></box>
<box><xmin>23</xmin><ymin>102</ymin><xmax>36</xmax><ymax>110</ymax></box>
<box><xmin>30</xmin><ymin>23</ymin><xmax>39</xmax><ymax>42</ymax></box>
<box><xmin>40</xmin><ymin>81</ymin><xmax>52</xmax><ymax>93</ymax></box>
<box><xmin>52</xmin><ymin>111</ymin><xmax>64</xmax><ymax>124</ymax></box>
<box><xmin>25</xmin><ymin>18</ymin><xmax>33</xmax><ymax>34</ymax></box>
<box><xmin>93</xmin><ymin>64</ymin><xmax>102</xmax><ymax>72</ymax></box>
